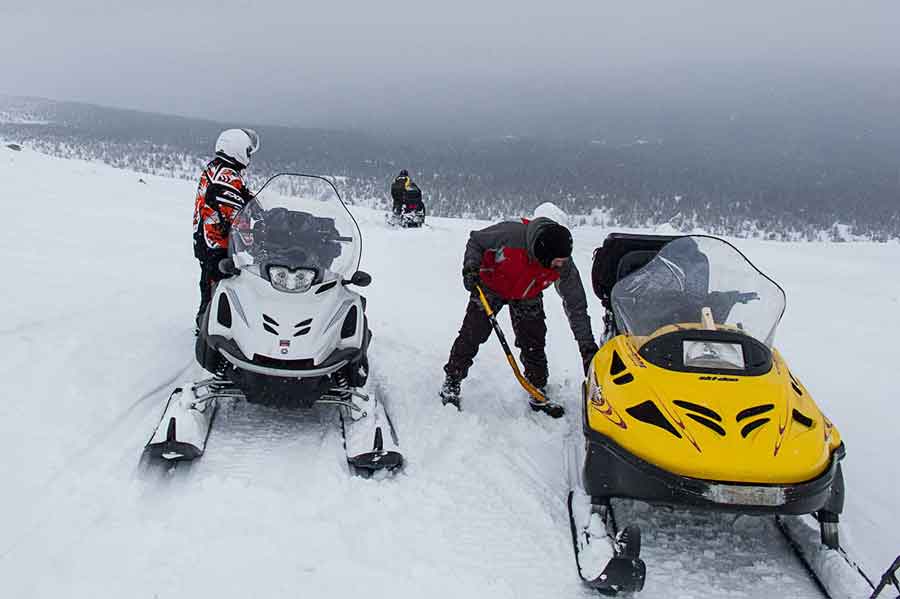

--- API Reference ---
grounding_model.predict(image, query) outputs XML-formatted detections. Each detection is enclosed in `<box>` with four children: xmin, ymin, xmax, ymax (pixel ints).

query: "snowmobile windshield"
<box><xmin>229</xmin><ymin>174</ymin><xmax>361</xmax><ymax>285</ymax></box>
<box><xmin>610</xmin><ymin>236</ymin><xmax>786</xmax><ymax>347</ymax></box>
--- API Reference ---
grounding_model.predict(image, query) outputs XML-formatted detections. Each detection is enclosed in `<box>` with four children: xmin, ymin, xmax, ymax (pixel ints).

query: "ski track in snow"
<box><xmin>0</xmin><ymin>147</ymin><xmax>897</xmax><ymax>598</ymax></box>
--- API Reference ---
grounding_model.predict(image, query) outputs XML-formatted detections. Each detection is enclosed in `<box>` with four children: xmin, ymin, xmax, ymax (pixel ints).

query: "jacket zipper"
<box><xmin>521</xmin><ymin>279</ymin><xmax>536</xmax><ymax>298</ymax></box>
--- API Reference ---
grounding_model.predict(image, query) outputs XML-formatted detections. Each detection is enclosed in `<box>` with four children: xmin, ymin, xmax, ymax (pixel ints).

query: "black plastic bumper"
<box><xmin>582</xmin><ymin>429</ymin><xmax>845</xmax><ymax>516</ymax></box>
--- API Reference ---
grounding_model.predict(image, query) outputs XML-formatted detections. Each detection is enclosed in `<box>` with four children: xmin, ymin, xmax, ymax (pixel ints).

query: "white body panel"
<box><xmin>207</xmin><ymin>272</ymin><xmax>365</xmax><ymax>377</ymax></box>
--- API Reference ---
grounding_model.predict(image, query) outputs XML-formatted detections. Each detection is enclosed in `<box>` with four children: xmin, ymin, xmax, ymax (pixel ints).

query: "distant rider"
<box><xmin>390</xmin><ymin>169</ymin><xmax>423</xmax><ymax>217</ymax></box>
<box><xmin>192</xmin><ymin>128</ymin><xmax>260</xmax><ymax>329</ymax></box>
<box><xmin>439</xmin><ymin>217</ymin><xmax>599</xmax><ymax>417</ymax></box>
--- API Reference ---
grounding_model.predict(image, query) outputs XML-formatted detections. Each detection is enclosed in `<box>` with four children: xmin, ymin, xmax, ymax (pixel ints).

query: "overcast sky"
<box><xmin>2</xmin><ymin>0</ymin><xmax>898</xmax><ymax>137</ymax></box>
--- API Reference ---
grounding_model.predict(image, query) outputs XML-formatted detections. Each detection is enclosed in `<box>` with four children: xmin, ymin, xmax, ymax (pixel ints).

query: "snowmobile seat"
<box><xmin>592</xmin><ymin>233</ymin><xmax>682</xmax><ymax>307</ymax></box>
<box><xmin>616</xmin><ymin>250</ymin><xmax>659</xmax><ymax>282</ymax></box>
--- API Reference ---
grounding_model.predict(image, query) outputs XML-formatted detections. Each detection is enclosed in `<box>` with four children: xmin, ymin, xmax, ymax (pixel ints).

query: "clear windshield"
<box><xmin>229</xmin><ymin>174</ymin><xmax>361</xmax><ymax>282</ymax></box>
<box><xmin>611</xmin><ymin>236</ymin><xmax>786</xmax><ymax>347</ymax></box>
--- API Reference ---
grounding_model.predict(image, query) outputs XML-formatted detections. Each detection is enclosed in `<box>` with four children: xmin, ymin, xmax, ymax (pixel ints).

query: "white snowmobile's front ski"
<box><xmin>336</xmin><ymin>388</ymin><xmax>403</xmax><ymax>475</ymax></box>
<box><xmin>566</xmin><ymin>436</ymin><xmax>645</xmax><ymax>594</ymax></box>
<box><xmin>144</xmin><ymin>379</ymin><xmax>232</xmax><ymax>461</ymax></box>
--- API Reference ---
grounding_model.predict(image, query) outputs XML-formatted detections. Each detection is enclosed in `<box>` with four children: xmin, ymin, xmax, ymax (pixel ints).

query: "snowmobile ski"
<box><xmin>143</xmin><ymin>378</ymin><xmax>237</xmax><ymax>461</ymax></box>
<box><xmin>775</xmin><ymin>514</ymin><xmax>882</xmax><ymax>599</ymax></box>
<box><xmin>566</xmin><ymin>436</ymin><xmax>645</xmax><ymax>595</ymax></box>
<box><xmin>870</xmin><ymin>555</ymin><xmax>900</xmax><ymax>599</ymax></box>
<box><xmin>332</xmin><ymin>387</ymin><xmax>404</xmax><ymax>475</ymax></box>
<box><xmin>567</xmin><ymin>488</ymin><xmax>646</xmax><ymax>595</ymax></box>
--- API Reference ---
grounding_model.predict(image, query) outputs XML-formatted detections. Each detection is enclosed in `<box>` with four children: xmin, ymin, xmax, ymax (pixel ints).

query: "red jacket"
<box><xmin>462</xmin><ymin>217</ymin><xmax>596</xmax><ymax>348</ymax></box>
<box><xmin>465</xmin><ymin>218</ymin><xmax>563</xmax><ymax>300</ymax></box>
<box><xmin>480</xmin><ymin>245</ymin><xmax>560</xmax><ymax>300</ymax></box>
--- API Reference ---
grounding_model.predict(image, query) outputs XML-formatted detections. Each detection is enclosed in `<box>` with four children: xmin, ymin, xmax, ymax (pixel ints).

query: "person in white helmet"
<box><xmin>192</xmin><ymin>128</ymin><xmax>260</xmax><ymax>330</ymax></box>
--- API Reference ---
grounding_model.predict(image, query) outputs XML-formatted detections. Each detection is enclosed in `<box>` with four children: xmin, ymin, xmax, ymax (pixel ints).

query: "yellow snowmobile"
<box><xmin>566</xmin><ymin>234</ymin><xmax>846</xmax><ymax>595</ymax></box>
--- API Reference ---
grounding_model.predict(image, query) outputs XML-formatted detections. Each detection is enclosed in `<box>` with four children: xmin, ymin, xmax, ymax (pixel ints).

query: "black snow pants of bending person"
<box><xmin>443</xmin><ymin>291</ymin><xmax>548</xmax><ymax>388</ymax></box>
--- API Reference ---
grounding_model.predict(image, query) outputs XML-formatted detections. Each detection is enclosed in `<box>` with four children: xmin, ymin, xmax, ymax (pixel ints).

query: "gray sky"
<box><xmin>2</xmin><ymin>0</ymin><xmax>899</xmax><ymax>137</ymax></box>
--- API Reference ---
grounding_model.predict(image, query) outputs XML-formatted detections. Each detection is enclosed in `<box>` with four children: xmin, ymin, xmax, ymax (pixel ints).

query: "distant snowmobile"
<box><xmin>566</xmin><ymin>233</ymin><xmax>874</xmax><ymax>596</ymax></box>
<box><xmin>387</xmin><ymin>171</ymin><xmax>426</xmax><ymax>228</ymax></box>
<box><xmin>386</xmin><ymin>198</ymin><xmax>426</xmax><ymax>228</ymax></box>
<box><xmin>145</xmin><ymin>173</ymin><xmax>403</xmax><ymax>475</ymax></box>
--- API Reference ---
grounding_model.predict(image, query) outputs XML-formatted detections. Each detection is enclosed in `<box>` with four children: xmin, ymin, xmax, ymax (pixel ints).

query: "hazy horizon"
<box><xmin>2</xmin><ymin>1</ymin><xmax>899</xmax><ymax>138</ymax></box>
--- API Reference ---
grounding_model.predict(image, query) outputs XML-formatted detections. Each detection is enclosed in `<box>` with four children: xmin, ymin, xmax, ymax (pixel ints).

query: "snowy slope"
<box><xmin>0</xmin><ymin>146</ymin><xmax>896</xmax><ymax>598</ymax></box>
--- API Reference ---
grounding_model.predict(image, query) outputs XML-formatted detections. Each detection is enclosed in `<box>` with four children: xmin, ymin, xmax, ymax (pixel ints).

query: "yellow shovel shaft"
<box><xmin>475</xmin><ymin>285</ymin><xmax>547</xmax><ymax>404</ymax></box>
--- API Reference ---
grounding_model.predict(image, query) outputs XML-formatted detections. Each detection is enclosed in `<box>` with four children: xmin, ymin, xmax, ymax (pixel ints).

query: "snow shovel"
<box><xmin>475</xmin><ymin>285</ymin><xmax>563</xmax><ymax>417</ymax></box>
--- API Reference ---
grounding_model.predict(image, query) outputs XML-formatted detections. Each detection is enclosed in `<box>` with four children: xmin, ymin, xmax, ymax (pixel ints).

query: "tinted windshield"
<box><xmin>230</xmin><ymin>174</ymin><xmax>361</xmax><ymax>282</ymax></box>
<box><xmin>611</xmin><ymin>236</ymin><xmax>786</xmax><ymax>347</ymax></box>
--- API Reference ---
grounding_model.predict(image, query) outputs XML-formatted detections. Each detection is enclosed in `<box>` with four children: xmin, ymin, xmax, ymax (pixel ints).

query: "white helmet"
<box><xmin>215</xmin><ymin>128</ymin><xmax>260</xmax><ymax>168</ymax></box>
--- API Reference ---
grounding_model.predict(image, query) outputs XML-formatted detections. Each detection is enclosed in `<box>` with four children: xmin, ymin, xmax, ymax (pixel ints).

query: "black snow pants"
<box><xmin>196</xmin><ymin>251</ymin><xmax>226</xmax><ymax>326</ymax></box>
<box><xmin>443</xmin><ymin>291</ymin><xmax>548</xmax><ymax>388</ymax></box>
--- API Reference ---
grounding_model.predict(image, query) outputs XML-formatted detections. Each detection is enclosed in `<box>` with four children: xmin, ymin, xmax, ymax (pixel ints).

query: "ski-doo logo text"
<box><xmin>698</xmin><ymin>376</ymin><xmax>739</xmax><ymax>382</ymax></box>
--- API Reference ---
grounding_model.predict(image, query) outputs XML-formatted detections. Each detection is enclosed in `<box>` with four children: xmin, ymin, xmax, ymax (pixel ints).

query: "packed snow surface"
<box><xmin>0</xmin><ymin>147</ymin><xmax>897</xmax><ymax>598</ymax></box>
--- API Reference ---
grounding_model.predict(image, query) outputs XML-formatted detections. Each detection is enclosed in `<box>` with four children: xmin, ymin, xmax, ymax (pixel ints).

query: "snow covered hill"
<box><xmin>0</xmin><ymin>146</ymin><xmax>896</xmax><ymax>598</ymax></box>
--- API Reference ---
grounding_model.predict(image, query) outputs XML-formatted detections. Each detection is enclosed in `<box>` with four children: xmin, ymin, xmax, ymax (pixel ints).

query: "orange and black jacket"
<box><xmin>192</xmin><ymin>158</ymin><xmax>252</xmax><ymax>260</ymax></box>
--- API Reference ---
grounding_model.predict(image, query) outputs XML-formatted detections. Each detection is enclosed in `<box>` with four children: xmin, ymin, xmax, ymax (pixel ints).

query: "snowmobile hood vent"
<box><xmin>610</xmin><ymin>351</ymin><xmax>627</xmax><ymax>376</ymax></box>
<box><xmin>315</xmin><ymin>281</ymin><xmax>338</xmax><ymax>294</ymax></box>
<box><xmin>613</xmin><ymin>373</ymin><xmax>634</xmax><ymax>385</ymax></box>
<box><xmin>792</xmin><ymin>409</ymin><xmax>814</xmax><ymax>428</ymax></box>
<box><xmin>626</xmin><ymin>400</ymin><xmax>681</xmax><ymax>438</ymax></box>
<box><xmin>736</xmin><ymin>404</ymin><xmax>774</xmax><ymax>421</ymax></box>
<box><xmin>685</xmin><ymin>413</ymin><xmax>726</xmax><ymax>436</ymax></box>
<box><xmin>263</xmin><ymin>313</ymin><xmax>281</xmax><ymax>335</ymax></box>
<box><xmin>217</xmin><ymin>294</ymin><xmax>232</xmax><ymax>328</ymax></box>
<box><xmin>672</xmin><ymin>401</ymin><xmax>726</xmax><ymax>435</ymax></box>
<box><xmin>740</xmin><ymin>418</ymin><xmax>770</xmax><ymax>438</ymax></box>
<box><xmin>673</xmin><ymin>400</ymin><xmax>721</xmax><ymax>422</ymax></box>
<box><xmin>341</xmin><ymin>306</ymin><xmax>358</xmax><ymax>339</ymax></box>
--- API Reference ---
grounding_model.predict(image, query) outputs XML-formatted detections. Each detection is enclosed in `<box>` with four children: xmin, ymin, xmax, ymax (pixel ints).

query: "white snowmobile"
<box><xmin>145</xmin><ymin>173</ymin><xmax>403</xmax><ymax>474</ymax></box>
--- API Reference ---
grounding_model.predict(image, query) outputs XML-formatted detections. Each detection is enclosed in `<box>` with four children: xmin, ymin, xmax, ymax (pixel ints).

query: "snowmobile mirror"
<box><xmin>344</xmin><ymin>271</ymin><xmax>372</xmax><ymax>287</ymax></box>
<box><xmin>218</xmin><ymin>258</ymin><xmax>240</xmax><ymax>277</ymax></box>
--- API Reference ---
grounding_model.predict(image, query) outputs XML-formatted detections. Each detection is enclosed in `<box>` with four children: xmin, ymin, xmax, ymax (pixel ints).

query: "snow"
<box><xmin>0</xmin><ymin>146</ymin><xmax>897</xmax><ymax>598</ymax></box>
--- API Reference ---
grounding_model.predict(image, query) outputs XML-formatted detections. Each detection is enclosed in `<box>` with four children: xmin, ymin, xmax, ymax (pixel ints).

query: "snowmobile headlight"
<box><xmin>267</xmin><ymin>266</ymin><xmax>316</xmax><ymax>293</ymax></box>
<box><xmin>683</xmin><ymin>341</ymin><xmax>745</xmax><ymax>370</ymax></box>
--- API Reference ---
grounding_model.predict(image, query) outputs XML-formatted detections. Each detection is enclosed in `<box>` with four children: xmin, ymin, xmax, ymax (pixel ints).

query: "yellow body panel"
<box><xmin>585</xmin><ymin>334</ymin><xmax>842</xmax><ymax>484</ymax></box>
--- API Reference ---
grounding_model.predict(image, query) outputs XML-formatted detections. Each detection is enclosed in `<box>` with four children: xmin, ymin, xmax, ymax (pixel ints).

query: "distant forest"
<box><xmin>1</xmin><ymin>95</ymin><xmax>898</xmax><ymax>241</ymax></box>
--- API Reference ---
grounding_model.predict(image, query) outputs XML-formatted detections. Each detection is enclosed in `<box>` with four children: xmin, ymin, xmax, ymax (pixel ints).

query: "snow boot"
<box><xmin>529</xmin><ymin>388</ymin><xmax>565</xmax><ymax>419</ymax></box>
<box><xmin>440</xmin><ymin>377</ymin><xmax>461</xmax><ymax>410</ymax></box>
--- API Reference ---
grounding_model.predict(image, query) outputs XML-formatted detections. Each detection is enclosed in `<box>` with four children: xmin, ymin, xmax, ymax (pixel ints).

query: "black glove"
<box><xmin>579</xmin><ymin>341</ymin><xmax>599</xmax><ymax>375</ymax></box>
<box><xmin>217</xmin><ymin>257</ymin><xmax>239</xmax><ymax>278</ymax></box>
<box><xmin>462</xmin><ymin>267</ymin><xmax>481</xmax><ymax>292</ymax></box>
